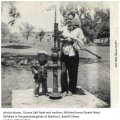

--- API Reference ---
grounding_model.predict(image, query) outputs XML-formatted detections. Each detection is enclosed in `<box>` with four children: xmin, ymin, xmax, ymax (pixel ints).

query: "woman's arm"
<box><xmin>71</xmin><ymin>28</ymin><xmax>85</xmax><ymax>49</ymax></box>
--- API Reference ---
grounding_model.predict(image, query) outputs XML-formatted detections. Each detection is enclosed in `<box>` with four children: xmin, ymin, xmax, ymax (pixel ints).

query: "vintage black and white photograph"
<box><xmin>1</xmin><ymin>1</ymin><xmax>111</xmax><ymax>108</ymax></box>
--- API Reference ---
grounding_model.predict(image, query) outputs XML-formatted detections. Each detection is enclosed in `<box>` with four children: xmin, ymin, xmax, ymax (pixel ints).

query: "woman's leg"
<box><xmin>60</xmin><ymin>61</ymin><xmax>68</xmax><ymax>93</ymax></box>
<box><xmin>68</xmin><ymin>53</ymin><xmax>79</xmax><ymax>93</ymax></box>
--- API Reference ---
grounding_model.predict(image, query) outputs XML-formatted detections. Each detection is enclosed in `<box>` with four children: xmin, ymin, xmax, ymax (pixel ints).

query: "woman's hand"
<box><xmin>77</xmin><ymin>40</ymin><xmax>85</xmax><ymax>50</ymax></box>
<box><xmin>60</xmin><ymin>36</ymin><xmax>73</xmax><ymax>43</ymax></box>
<box><xmin>66</xmin><ymin>37</ymin><xmax>73</xmax><ymax>42</ymax></box>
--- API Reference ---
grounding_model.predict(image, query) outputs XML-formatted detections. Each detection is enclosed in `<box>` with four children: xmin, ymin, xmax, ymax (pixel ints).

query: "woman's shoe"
<box><xmin>34</xmin><ymin>94</ymin><xmax>39</xmax><ymax>97</ymax></box>
<box><xmin>67</xmin><ymin>91</ymin><xmax>72</xmax><ymax>96</ymax></box>
<box><xmin>61</xmin><ymin>91</ymin><xmax>67</xmax><ymax>97</ymax></box>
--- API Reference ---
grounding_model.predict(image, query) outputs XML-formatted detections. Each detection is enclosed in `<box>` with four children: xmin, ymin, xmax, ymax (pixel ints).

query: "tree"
<box><xmin>59</xmin><ymin>2</ymin><xmax>90</xmax><ymax>26</ymax></box>
<box><xmin>1</xmin><ymin>22</ymin><xmax>11</xmax><ymax>43</ymax></box>
<box><xmin>95</xmin><ymin>9</ymin><xmax>110</xmax><ymax>39</ymax></box>
<box><xmin>37</xmin><ymin>29</ymin><xmax>45</xmax><ymax>42</ymax></box>
<box><xmin>19</xmin><ymin>23</ymin><xmax>34</xmax><ymax>40</ymax></box>
<box><xmin>1</xmin><ymin>22</ymin><xmax>10</xmax><ymax>37</ymax></box>
<box><xmin>2</xmin><ymin>1</ymin><xmax>20</xmax><ymax>26</ymax></box>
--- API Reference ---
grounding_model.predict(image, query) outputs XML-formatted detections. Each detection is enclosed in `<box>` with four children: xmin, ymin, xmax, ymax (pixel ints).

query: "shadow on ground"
<box><xmin>2</xmin><ymin>45</ymin><xmax>31</xmax><ymax>49</ymax></box>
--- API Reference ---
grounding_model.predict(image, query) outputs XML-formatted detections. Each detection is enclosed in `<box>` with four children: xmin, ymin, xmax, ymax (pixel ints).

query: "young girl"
<box><xmin>31</xmin><ymin>51</ymin><xmax>48</xmax><ymax>97</ymax></box>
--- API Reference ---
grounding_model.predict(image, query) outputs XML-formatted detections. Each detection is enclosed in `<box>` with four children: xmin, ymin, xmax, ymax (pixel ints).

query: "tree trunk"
<box><xmin>40</xmin><ymin>37</ymin><xmax>41</xmax><ymax>42</ymax></box>
<box><xmin>26</xmin><ymin>35</ymin><xmax>29</xmax><ymax>40</ymax></box>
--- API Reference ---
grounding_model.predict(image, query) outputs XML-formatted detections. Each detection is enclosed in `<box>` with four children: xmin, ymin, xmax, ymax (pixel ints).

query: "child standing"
<box><xmin>31</xmin><ymin>51</ymin><xmax>48</xmax><ymax>97</ymax></box>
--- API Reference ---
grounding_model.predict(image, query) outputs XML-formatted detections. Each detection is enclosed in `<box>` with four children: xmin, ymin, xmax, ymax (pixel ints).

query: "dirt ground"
<box><xmin>1</xmin><ymin>44</ymin><xmax>110</xmax><ymax>108</ymax></box>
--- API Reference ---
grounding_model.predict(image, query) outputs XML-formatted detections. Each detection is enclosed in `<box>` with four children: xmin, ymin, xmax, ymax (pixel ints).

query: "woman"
<box><xmin>60</xmin><ymin>12</ymin><xmax>85</xmax><ymax>96</ymax></box>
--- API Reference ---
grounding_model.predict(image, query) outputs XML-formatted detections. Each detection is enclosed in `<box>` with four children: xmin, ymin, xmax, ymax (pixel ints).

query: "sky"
<box><xmin>1</xmin><ymin>1</ymin><xmax>111</xmax><ymax>33</ymax></box>
<box><xmin>1</xmin><ymin>1</ymin><xmax>63</xmax><ymax>33</ymax></box>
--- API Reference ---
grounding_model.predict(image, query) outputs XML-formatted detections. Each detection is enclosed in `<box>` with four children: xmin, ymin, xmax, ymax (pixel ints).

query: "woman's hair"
<box><xmin>67</xmin><ymin>11</ymin><xmax>75</xmax><ymax>18</ymax></box>
<box><xmin>72</xmin><ymin>13</ymin><xmax>81</xmax><ymax>28</ymax></box>
<box><xmin>64</xmin><ymin>11</ymin><xmax>81</xmax><ymax>28</ymax></box>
